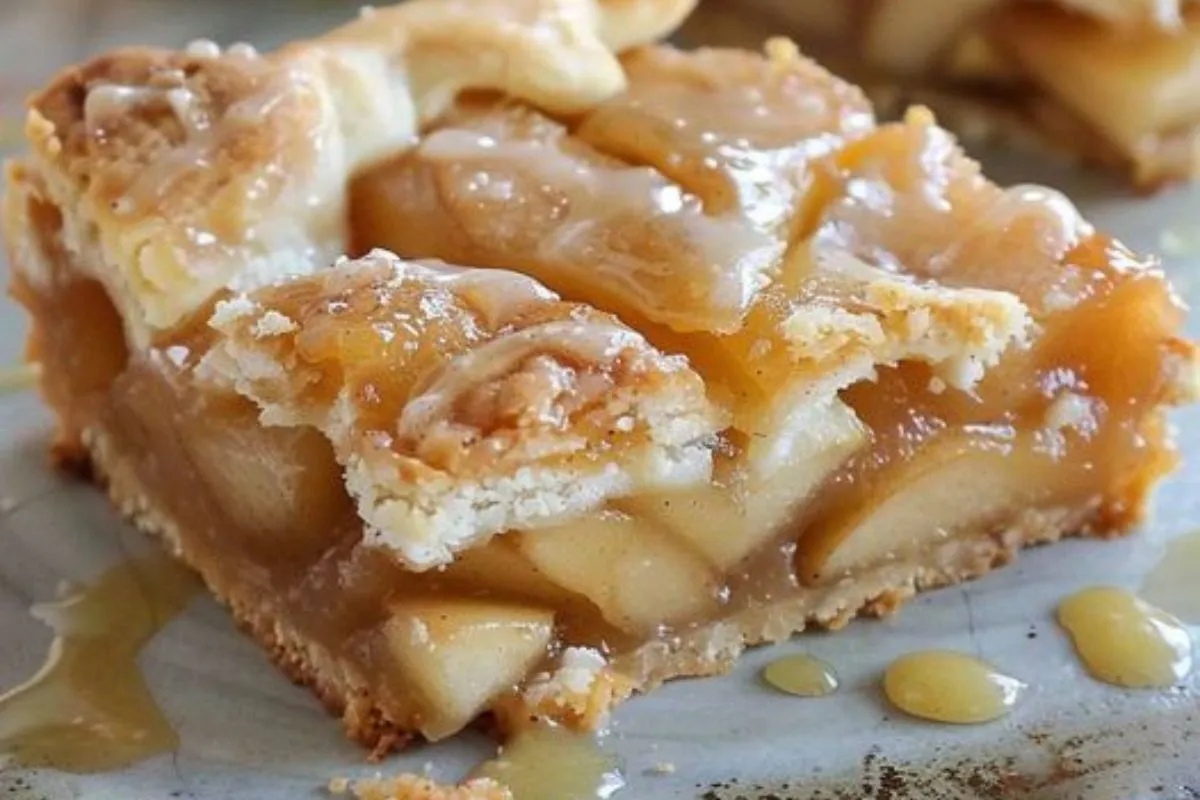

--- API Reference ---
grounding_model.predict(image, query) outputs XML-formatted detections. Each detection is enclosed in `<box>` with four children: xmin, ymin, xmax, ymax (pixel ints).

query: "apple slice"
<box><xmin>626</xmin><ymin>398</ymin><xmax>866</xmax><ymax>570</ymax></box>
<box><xmin>796</xmin><ymin>432</ymin><xmax>1060</xmax><ymax>585</ymax></box>
<box><xmin>436</xmin><ymin>537</ymin><xmax>582</xmax><ymax>608</ymax></box>
<box><xmin>515</xmin><ymin>512</ymin><xmax>720</xmax><ymax>634</ymax></box>
<box><xmin>380</xmin><ymin>598</ymin><xmax>553</xmax><ymax>740</ymax></box>
<box><xmin>179</xmin><ymin>394</ymin><xmax>352</xmax><ymax>550</ymax></box>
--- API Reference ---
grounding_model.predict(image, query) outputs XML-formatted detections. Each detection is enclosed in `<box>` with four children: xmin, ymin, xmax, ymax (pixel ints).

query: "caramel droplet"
<box><xmin>761</xmin><ymin>654</ymin><xmax>839</xmax><ymax>697</ymax></box>
<box><xmin>1057</xmin><ymin>586</ymin><xmax>1192</xmax><ymax>689</ymax></box>
<box><xmin>883</xmin><ymin>650</ymin><xmax>1024</xmax><ymax>724</ymax></box>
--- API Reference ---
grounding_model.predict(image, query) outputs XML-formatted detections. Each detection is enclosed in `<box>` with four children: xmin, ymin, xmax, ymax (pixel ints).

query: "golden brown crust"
<box><xmin>17</xmin><ymin>0</ymin><xmax>698</xmax><ymax>342</ymax></box>
<box><xmin>198</xmin><ymin>251</ymin><xmax>724</xmax><ymax>569</ymax></box>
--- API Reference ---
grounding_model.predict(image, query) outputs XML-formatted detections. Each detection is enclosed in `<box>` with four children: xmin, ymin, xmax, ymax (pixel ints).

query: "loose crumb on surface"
<box><xmin>496</xmin><ymin>647</ymin><xmax>633</xmax><ymax>733</ymax></box>
<box><xmin>328</xmin><ymin>774</ymin><xmax>512</xmax><ymax>800</ymax></box>
<box><xmin>646</xmin><ymin>761</ymin><xmax>677</xmax><ymax>775</ymax></box>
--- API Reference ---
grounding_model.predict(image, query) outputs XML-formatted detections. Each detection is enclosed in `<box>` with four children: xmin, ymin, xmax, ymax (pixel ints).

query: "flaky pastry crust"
<box><xmin>18</xmin><ymin>0</ymin><xmax>697</xmax><ymax>345</ymax></box>
<box><xmin>199</xmin><ymin>250</ymin><xmax>723</xmax><ymax>568</ymax></box>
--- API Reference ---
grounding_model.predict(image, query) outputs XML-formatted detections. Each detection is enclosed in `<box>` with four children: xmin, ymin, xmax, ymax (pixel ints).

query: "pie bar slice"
<box><xmin>4</xmin><ymin>0</ymin><xmax>1198</xmax><ymax>751</ymax></box>
<box><xmin>688</xmin><ymin>0</ymin><xmax>1200</xmax><ymax>188</ymax></box>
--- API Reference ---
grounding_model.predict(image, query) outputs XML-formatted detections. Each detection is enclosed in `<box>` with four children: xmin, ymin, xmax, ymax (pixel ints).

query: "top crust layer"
<box><xmin>15</xmin><ymin>0</ymin><xmax>697</xmax><ymax>345</ymax></box>
<box><xmin>199</xmin><ymin>250</ymin><xmax>724</xmax><ymax>568</ymax></box>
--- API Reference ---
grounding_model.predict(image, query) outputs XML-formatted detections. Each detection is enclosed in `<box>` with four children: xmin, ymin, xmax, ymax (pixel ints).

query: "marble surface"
<box><xmin>1</xmin><ymin>3</ymin><xmax>1199</xmax><ymax>799</ymax></box>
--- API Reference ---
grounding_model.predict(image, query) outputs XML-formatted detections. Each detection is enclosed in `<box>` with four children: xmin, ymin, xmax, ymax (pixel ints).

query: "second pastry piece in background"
<box><xmin>682</xmin><ymin>0</ymin><xmax>1200</xmax><ymax>188</ymax></box>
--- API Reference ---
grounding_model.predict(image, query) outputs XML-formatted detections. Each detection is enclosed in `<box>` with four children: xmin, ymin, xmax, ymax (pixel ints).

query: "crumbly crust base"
<box><xmin>64</xmin><ymin>411</ymin><xmax>1107</xmax><ymax>753</ymax></box>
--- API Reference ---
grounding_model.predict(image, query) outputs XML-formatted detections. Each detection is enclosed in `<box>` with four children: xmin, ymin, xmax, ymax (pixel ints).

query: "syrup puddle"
<box><xmin>0</xmin><ymin>363</ymin><xmax>39</xmax><ymax>394</ymax></box>
<box><xmin>1140</xmin><ymin>531</ymin><xmax>1200</xmax><ymax>624</ymax></box>
<box><xmin>473</xmin><ymin>724</ymin><xmax>624</xmax><ymax>799</ymax></box>
<box><xmin>1159</xmin><ymin>226</ymin><xmax>1200</xmax><ymax>258</ymax></box>
<box><xmin>761</xmin><ymin>654</ymin><xmax>839</xmax><ymax>697</ymax></box>
<box><xmin>882</xmin><ymin>650</ymin><xmax>1025</xmax><ymax>724</ymax></box>
<box><xmin>0</xmin><ymin>552</ymin><xmax>199</xmax><ymax>772</ymax></box>
<box><xmin>1057</xmin><ymin>586</ymin><xmax>1193</xmax><ymax>689</ymax></box>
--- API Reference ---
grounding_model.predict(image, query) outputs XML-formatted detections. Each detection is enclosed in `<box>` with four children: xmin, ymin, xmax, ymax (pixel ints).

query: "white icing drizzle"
<box><xmin>395</xmin><ymin>257</ymin><xmax>560</xmax><ymax>328</ymax></box>
<box><xmin>83</xmin><ymin>83</ymin><xmax>207</xmax><ymax>136</ymax></box>
<box><xmin>164</xmin><ymin>87</ymin><xmax>208</xmax><ymax>134</ymax></box>
<box><xmin>418</xmin><ymin>128</ymin><xmax>780</xmax><ymax>333</ymax></box>
<box><xmin>84</xmin><ymin>85</ymin><xmax>163</xmax><ymax>130</ymax></box>
<box><xmin>227</xmin><ymin>42</ymin><xmax>259</xmax><ymax>60</ymax></box>
<box><xmin>396</xmin><ymin>320</ymin><xmax>642</xmax><ymax>440</ymax></box>
<box><xmin>185</xmin><ymin>39</ymin><xmax>222</xmax><ymax>59</ymax></box>
<box><xmin>995</xmin><ymin>184</ymin><xmax>1094</xmax><ymax>257</ymax></box>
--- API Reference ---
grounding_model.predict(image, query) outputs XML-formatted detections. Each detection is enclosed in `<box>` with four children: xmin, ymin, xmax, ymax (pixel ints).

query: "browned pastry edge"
<box><xmin>56</xmin><ymin>413</ymin><xmax>1115</xmax><ymax>755</ymax></box>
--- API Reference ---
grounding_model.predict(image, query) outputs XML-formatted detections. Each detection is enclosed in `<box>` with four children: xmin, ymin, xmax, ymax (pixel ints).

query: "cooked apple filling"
<box><xmin>690</xmin><ymin>0</ymin><xmax>1200</xmax><ymax>187</ymax></box>
<box><xmin>3</xmin><ymin>0</ymin><xmax>1197</xmax><ymax>750</ymax></box>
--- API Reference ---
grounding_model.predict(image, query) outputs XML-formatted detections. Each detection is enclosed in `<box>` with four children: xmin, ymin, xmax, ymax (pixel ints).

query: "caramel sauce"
<box><xmin>882</xmin><ymin>650</ymin><xmax>1025</xmax><ymax>724</ymax></box>
<box><xmin>0</xmin><ymin>553</ymin><xmax>199</xmax><ymax>772</ymax></box>
<box><xmin>472</xmin><ymin>725</ymin><xmax>624</xmax><ymax>799</ymax></box>
<box><xmin>761</xmin><ymin>654</ymin><xmax>839</xmax><ymax>697</ymax></box>
<box><xmin>1057</xmin><ymin>587</ymin><xmax>1193</xmax><ymax>688</ymax></box>
<box><xmin>1140</xmin><ymin>531</ymin><xmax>1200</xmax><ymax>624</ymax></box>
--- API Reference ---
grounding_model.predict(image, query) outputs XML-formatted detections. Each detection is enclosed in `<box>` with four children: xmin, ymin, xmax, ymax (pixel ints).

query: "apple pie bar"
<box><xmin>4</xmin><ymin>0</ymin><xmax>1197</xmax><ymax>749</ymax></box>
<box><xmin>689</xmin><ymin>0</ymin><xmax>1200</xmax><ymax>188</ymax></box>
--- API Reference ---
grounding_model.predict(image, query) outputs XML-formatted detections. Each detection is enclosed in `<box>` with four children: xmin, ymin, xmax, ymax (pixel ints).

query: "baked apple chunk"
<box><xmin>4</xmin><ymin>0</ymin><xmax>1197</xmax><ymax>750</ymax></box>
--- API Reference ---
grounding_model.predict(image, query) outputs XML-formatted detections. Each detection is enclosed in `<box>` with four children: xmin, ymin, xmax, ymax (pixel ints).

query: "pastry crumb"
<box><xmin>646</xmin><ymin>761</ymin><xmax>676</xmax><ymax>775</ymax></box>
<box><xmin>209</xmin><ymin>296</ymin><xmax>260</xmax><ymax>327</ymax></box>
<box><xmin>252</xmin><ymin>309</ymin><xmax>299</xmax><ymax>338</ymax></box>
<box><xmin>498</xmin><ymin>647</ymin><xmax>634</xmax><ymax>732</ymax></box>
<box><xmin>1044</xmin><ymin>391</ymin><xmax>1097</xmax><ymax>435</ymax></box>
<box><xmin>327</xmin><ymin>774</ymin><xmax>511</xmax><ymax>800</ymax></box>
